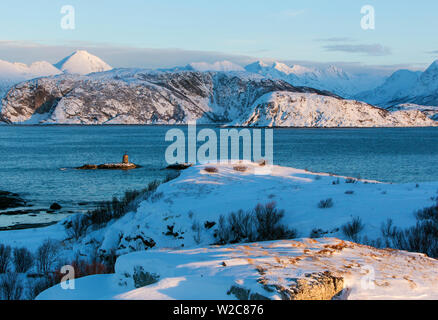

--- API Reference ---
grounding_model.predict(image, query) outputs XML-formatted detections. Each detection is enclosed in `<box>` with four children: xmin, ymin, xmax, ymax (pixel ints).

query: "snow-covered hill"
<box><xmin>54</xmin><ymin>50</ymin><xmax>112</xmax><ymax>75</ymax></box>
<box><xmin>1</xmin><ymin>70</ymin><xmax>435</xmax><ymax>126</ymax></box>
<box><xmin>1</xmin><ymin>161</ymin><xmax>438</xmax><ymax>300</ymax></box>
<box><xmin>387</xmin><ymin>104</ymin><xmax>438</xmax><ymax>121</ymax></box>
<box><xmin>357</xmin><ymin>60</ymin><xmax>438</xmax><ymax>110</ymax></box>
<box><xmin>232</xmin><ymin>91</ymin><xmax>435</xmax><ymax>127</ymax></box>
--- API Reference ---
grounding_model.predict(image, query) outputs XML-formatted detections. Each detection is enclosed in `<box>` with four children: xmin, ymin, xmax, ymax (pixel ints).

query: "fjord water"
<box><xmin>0</xmin><ymin>126</ymin><xmax>437</xmax><ymax>227</ymax></box>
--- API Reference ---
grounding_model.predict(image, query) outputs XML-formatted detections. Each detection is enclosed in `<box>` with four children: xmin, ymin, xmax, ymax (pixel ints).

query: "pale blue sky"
<box><xmin>0</xmin><ymin>0</ymin><xmax>437</xmax><ymax>70</ymax></box>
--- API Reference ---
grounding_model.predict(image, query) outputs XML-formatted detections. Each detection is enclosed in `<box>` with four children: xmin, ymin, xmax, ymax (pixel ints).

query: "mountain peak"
<box><xmin>54</xmin><ymin>50</ymin><xmax>112</xmax><ymax>75</ymax></box>
<box><xmin>188</xmin><ymin>60</ymin><xmax>244</xmax><ymax>72</ymax></box>
<box><xmin>244</xmin><ymin>60</ymin><xmax>269</xmax><ymax>73</ymax></box>
<box><xmin>272</xmin><ymin>62</ymin><xmax>295</xmax><ymax>75</ymax></box>
<box><xmin>425</xmin><ymin>59</ymin><xmax>438</xmax><ymax>72</ymax></box>
<box><xmin>289</xmin><ymin>64</ymin><xmax>314</xmax><ymax>75</ymax></box>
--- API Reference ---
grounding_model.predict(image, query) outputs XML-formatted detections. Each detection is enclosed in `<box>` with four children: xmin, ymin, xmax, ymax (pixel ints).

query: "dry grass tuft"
<box><xmin>204</xmin><ymin>166</ymin><xmax>219</xmax><ymax>173</ymax></box>
<box><xmin>233</xmin><ymin>165</ymin><xmax>248</xmax><ymax>172</ymax></box>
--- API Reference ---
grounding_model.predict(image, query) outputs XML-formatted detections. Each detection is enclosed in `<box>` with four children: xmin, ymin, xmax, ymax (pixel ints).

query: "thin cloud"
<box><xmin>0</xmin><ymin>40</ymin><xmax>256</xmax><ymax>68</ymax></box>
<box><xmin>323</xmin><ymin>44</ymin><xmax>392</xmax><ymax>56</ymax></box>
<box><xmin>315</xmin><ymin>37</ymin><xmax>355</xmax><ymax>42</ymax></box>
<box><xmin>275</xmin><ymin>9</ymin><xmax>306</xmax><ymax>18</ymax></box>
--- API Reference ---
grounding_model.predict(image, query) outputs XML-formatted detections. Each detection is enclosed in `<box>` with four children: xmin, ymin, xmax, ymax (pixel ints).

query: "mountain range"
<box><xmin>356</xmin><ymin>60</ymin><xmax>438</xmax><ymax>108</ymax></box>
<box><xmin>0</xmin><ymin>50</ymin><xmax>437</xmax><ymax>126</ymax></box>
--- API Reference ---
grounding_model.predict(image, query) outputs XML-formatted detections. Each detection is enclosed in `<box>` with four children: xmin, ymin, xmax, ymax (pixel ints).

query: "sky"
<box><xmin>0</xmin><ymin>0</ymin><xmax>437</xmax><ymax>72</ymax></box>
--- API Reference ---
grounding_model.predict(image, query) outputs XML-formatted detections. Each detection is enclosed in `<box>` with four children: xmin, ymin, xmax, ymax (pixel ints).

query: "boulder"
<box><xmin>50</xmin><ymin>203</ymin><xmax>62</xmax><ymax>210</ymax></box>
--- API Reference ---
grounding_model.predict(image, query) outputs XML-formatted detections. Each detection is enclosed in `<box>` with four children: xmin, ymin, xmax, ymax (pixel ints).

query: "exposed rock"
<box><xmin>76</xmin><ymin>163</ymin><xmax>139</xmax><ymax>170</ymax></box>
<box><xmin>227</xmin><ymin>286</ymin><xmax>270</xmax><ymax>300</ymax></box>
<box><xmin>0</xmin><ymin>222</ymin><xmax>57</xmax><ymax>231</ymax></box>
<box><xmin>50</xmin><ymin>203</ymin><xmax>62</xmax><ymax>210</ymax></box>
<box><xmin>287</xmin><ymin>271</ymin><xmax>344</xmax><ymax>300</ymax></box>
<box><xmin>0</xmin><ymin>208</ymin><xmax>44</xmax><ymax>216</ymax></box>
<box><xmin>0</xmin><ymin>191</ymin><xmax>26</xmax><ymax>210</ymax></box>
<box><xmin>76</xmin><ymin>164</ymin><xmax>98</xmax><ymax>170</ymax></box>
<box><xmin>165</xmin><ymin>163</ymin><xmax>193</xmax><ymax>170</ymax></box>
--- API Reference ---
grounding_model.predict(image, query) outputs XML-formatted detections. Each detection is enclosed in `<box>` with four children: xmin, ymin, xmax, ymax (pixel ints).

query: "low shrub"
<box><xmin>0</xmin><ymin>272</ymin><xmax>23</xmax><ymax>300</ymax></box>
<box><xmin>36</xmin><ymin>239</ymin><xmax>60</xmax><ymax>274</ymax></box>
<box><xmin>13</xmin><ymin>247</ymin><xmax>33</xmax><ymax>273</ymax></box>
<box><xmin>191</xmin><ymin>221</ymin><xmax>202</xmax><ymax>244</ymax></box>
<box><xmin>318</xmin><ymin>198</ymin><xmax>334</xmax><ymax>209</ymax></box>
<box><xmin>233</xmin><ymin>165</ymin><xmax>248</xmax><ymax>172</ymax></box>
<box><xmin>204</xmin><ymin>166</ymin><xmax>218</xmax><ymax>173</ymax></box>
<box><xmin>390</xmin><ymin>221</ymin><xmax>438</xmax><ymax>258</ymax></box>
<box><xmin>254</xmin><ymin>203</ymin><xmax>297</xmax><ymax>241</ymax></box>
<box><xmin>0</xmin><ymin>244</ymin><xmax>11</xmax><ymax>273</ymax></box>
<box><xmin>85</xmin><ymin>179</ymin><xmax>166</xmax><ymax>228</ymax></box>
<box><xmin>381</xmin><ymin>219</ymin><xmax>398</xmax><ymax>239</ymax></box>
<box><xmin>415</xmin><ymin>201</ymin><xmax>438</xmax><ymax>223</ymax></box>
<box><xmin>216</xmin><ymin>203</ymin><xmax>297</xmax><ymax>244</ymax></box>
<box><xmin>66</xmin><ymin>214</ymin><xmax>89</xmax><ymax>240</ymax></box>
<box><xmin>310</xmin><ymin>229</ymin><xmax>326</xmax><ymax>238</ymax></box>
<box><xmin>27</xmin><ymin>276</ymin><xmax>57</xmax><ymax>300</ymax></box>
<box><xmin>133</xmin><ymin>266</ymin><xmax>159</xmax><ymax>288</ymax></box>
<box><xmin>52</xmin><ymin>259</ymin><xmax>110</xmax><ymax>283</ymax></box>
<box><xmin>342</xmin><ymin>217</ymin><xmax>365</xmax><ymax>242</ymax></box>
<box><xmin>349</xmin><ymin>202</ymin><xmax>438</xmax><ymax>258</ymax></box>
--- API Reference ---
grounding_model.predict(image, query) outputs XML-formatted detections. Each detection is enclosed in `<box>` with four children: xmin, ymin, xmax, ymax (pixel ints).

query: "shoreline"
<box><xmin>1</xmin><ymin>123</ymin><xmax>438</xmax><ymax>129</ymax></box>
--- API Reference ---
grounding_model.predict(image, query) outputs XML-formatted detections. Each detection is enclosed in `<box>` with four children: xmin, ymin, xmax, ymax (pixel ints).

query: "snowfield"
<box><xmin>1</xmin><ymin>161</ymin><xmax>438</xmax><ymax>300</ymax></box>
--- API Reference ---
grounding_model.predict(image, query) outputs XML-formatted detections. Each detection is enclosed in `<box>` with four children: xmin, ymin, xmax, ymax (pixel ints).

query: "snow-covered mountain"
<box><xmin>54</xmin><ymin>50</ymin><xmax>113</xmax><ymax>75</ymax></box>
<box><xmin>357</xmin><ymin>60</ymin><xmax>438</xmax><ymax>109</ymax></box>
<box><xmin>0</xmin><ymin>60</ymin><xmax>62</xmax><ymax>99</ymax></box>
<box><xmin>0</xmin><ymin>50</ymin><xmax>113</xmax><ymax>104</ymax></box>
<box><xmin>244</xmin><ymin>61</ymin><xmax>385</xmax><ymax>98</ymax></box>
<box><xmin>0</xmin><ymin>69</ymin><xmax>435</xmax><ymax>127</ymax></box>
<box><xmin>387</xmin><ymin>103</ymin><xmax>438</xmax><ymax>121</ymax></box>
<box><xmin>232</xmin><ymin>91</ymin><xmax>435</xmax><ymax>127</ymax></box>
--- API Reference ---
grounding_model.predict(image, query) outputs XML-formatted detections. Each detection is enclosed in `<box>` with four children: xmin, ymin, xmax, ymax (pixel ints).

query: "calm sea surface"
<box><xmin>0</xmin><ymin>126</ymin><xmax>437</xmax><ymax>227</ymax></box>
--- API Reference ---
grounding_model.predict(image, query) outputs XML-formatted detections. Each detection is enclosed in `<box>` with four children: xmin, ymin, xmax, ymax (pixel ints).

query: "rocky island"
<box><xmin>76</xmin><ymin>154</ymin><xmax>139</xmax><ymax>170</ymax></box>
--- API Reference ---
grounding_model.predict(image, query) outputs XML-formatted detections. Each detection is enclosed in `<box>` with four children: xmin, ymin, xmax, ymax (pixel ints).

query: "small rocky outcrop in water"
<box><xmin>76</xmin><ymin>154</ymin><xmax>139</xmax><ymax>170</ymax></box>
<box><xmin>50</xmin><ymin>203</ymin><xmax>62</xmax><ymax>210</ymax></box>
<box><xmin>77</xmin><ymin>163</ymin><xmax>139</xmax><ymax>170</ymax></box>
<box><xmin>0</xmin><ymin>191</ymin><xmax>26</xmax><ymax>210</ymax></box>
